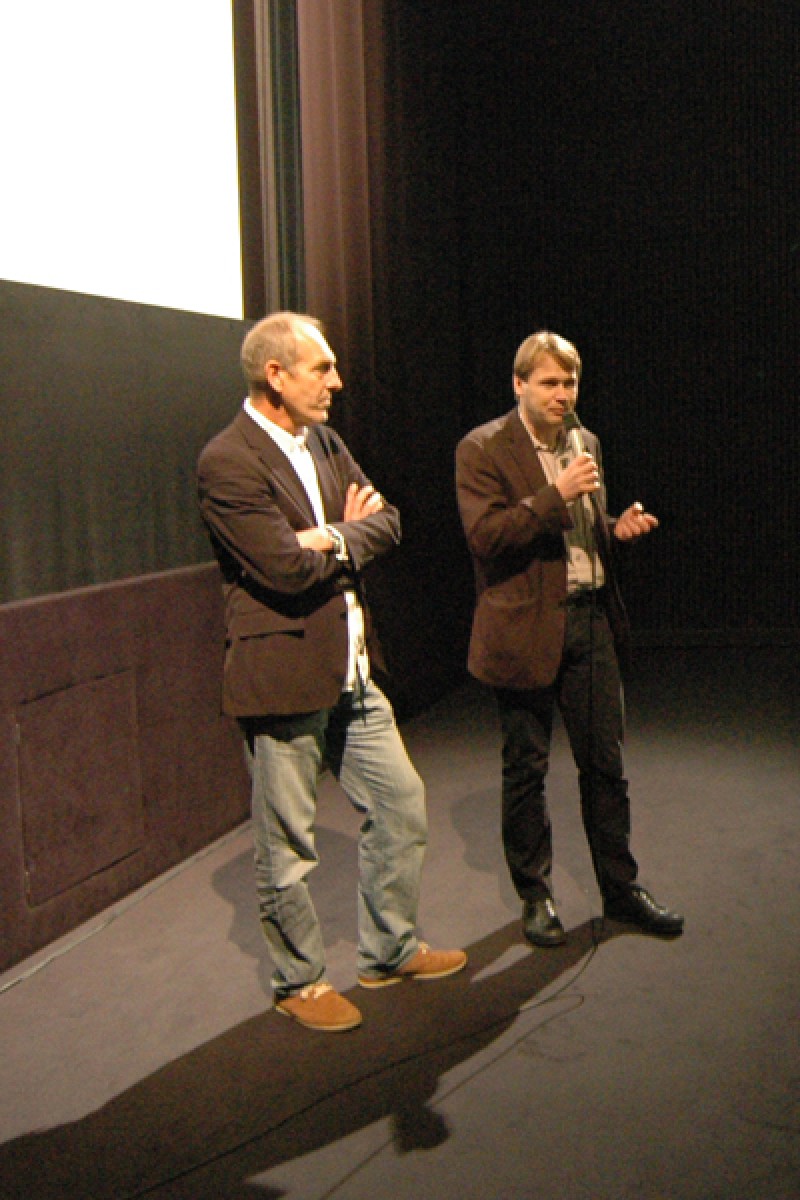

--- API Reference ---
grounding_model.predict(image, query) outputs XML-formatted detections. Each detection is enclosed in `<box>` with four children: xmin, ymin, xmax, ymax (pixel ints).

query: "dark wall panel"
<box><xmin>0</xmin><ymin>281</ymin><xmax>248</xmax><ymax>604</ymax></box>
<box><xmin>16</xmin><ymin>670</ymin><xmax>144</xmax><ymax>906</ymax></box>
<box><xmin>0</xmin><ymin>565</ymin><xmax>249</xmax><ymax>971</ymax></box>
<box><xmin>0</xmin><ymin>287</ymin><xmax>254</xmax><ymax>968</ymax></box>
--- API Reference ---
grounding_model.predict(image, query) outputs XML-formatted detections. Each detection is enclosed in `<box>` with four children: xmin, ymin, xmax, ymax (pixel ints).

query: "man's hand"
<box><xmin>295</xmin><ymin>484</ymin><xmax>384</xmax><ymax>552</ymax></box>
<box><xmin>556</xmin><ymin>452</ymin><xmax>600</xmax><ymax>504</ymax></box>
<box><xmin>343</xmin><ymin>482</ymin><xmax>384</xmax><ymax>521</ymax></box>
<box><xmin>614</xmin><ymin>502</ymin><xmax>659</xmax><ymax>541</ymax></box>
<box><xmin>296</xmin><ymin>527</ymin><xmax>335</xmax><ymax>551</ymax></box>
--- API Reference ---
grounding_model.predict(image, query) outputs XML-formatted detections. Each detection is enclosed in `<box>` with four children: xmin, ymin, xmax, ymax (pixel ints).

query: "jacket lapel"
<box><xmin>234</xmin><ymin>409</ymin><xmax>317</xmax><ymax>526</ymax></box>
<box><xmin>502</xmin><ymin>408</ymin><xmax>550</xmax><ymax>497</ymax></box>
<box><xmin>308</xmin><ymin>428</ymin><xmax>345</xmax><ymax>523</ymax></box>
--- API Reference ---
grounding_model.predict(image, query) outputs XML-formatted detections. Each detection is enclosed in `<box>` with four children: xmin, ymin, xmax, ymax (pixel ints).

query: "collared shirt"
<box><xmin>243</xmin><ymin>398</ymin><xmax>368</xmax><ymax>691</ymax></box>
<box><xmin>527</xmin><ymin>426</ymin><xmax>605</xmax><ymax>593</ymax></box>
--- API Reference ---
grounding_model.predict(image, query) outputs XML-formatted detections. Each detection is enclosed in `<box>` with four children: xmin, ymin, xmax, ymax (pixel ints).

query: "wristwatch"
<box><xmin>326</xmin><ymin>525</ymin><xmax>348</xmax><ymax>562</ymax></box>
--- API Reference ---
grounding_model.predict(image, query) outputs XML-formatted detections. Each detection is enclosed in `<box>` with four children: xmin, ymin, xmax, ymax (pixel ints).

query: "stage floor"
<box><xmin>1</xmin><ymin>647</ymin><xmax>798</xmax><ymax>1199</ymax></box>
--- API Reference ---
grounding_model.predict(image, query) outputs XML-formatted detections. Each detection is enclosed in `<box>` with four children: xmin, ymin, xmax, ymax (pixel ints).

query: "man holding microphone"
<box><xmin>455</xmin><ymin>330</ymin><xmax>683</xmax><ymax>947</ymax></box>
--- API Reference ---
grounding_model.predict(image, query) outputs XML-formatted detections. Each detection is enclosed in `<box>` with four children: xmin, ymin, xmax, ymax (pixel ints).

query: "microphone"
<box><xmin>562</xmin><ymin>409</ymin><xmax>600</xmax><ymax>513</ymax></box>
<box><xmin>562</xmin><ymin>409</ymin><xmax>586</xmax><ymax>459</ymax></box>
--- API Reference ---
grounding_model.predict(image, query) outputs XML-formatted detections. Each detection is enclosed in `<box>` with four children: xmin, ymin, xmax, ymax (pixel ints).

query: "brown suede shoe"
<box><xmin>275</xmin><ymin>983</ymin><xmax>362</xmax><ymax>1032</ymax></box>
<box><xmin>358</xmin><ymin>942</ymin><xmax>468</xmax><ymax>988</ymax></box>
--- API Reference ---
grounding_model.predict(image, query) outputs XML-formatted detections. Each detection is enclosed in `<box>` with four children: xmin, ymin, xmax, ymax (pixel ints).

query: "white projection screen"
<box><xmin>0</xmin><ymin>1</ymin><xmax>243</xmax><ymax>319</ymax></box>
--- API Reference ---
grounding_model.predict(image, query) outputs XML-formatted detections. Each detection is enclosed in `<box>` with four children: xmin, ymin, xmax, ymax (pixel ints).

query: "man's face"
<box><xmin>514</xmin><ymin>352</ymin><xmax>578</xmax><ymax>444</ymax></box>
<box><xmin>268</xmin><ymin>324</ymin><xmax>342</xmax><ymax>432</ymax></box>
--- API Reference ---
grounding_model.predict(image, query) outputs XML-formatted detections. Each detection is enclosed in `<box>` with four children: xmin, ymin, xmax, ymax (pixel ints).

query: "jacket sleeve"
<box><xmin>319</xmin><ymin>431</ymin><xmax>402</xmax><ymax>572</ymax></box>
<box><xmin>455</xmin><ymin>431</ymin><xmax>572</xmax><ymax>563</ymax></box>
<box><xmin>197</xmin><ymin>431</ymin><xmax>401</xmax><ymax>597</ymax></box>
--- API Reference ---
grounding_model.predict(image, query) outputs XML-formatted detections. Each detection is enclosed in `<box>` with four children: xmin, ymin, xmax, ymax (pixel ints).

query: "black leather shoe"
<box><xmin>603</xmin><ymin>885</ymin><xmax>684</xmax><ymax>936</ymax></box>
<box><xmin>523</xmin><ymin>896</ymin><xmax>567</xmax><ymax>947</ymax></box>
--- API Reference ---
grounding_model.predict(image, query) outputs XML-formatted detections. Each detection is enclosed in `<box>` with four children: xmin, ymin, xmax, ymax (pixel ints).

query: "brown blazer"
<box><xmin>455</xmin><ymin>407</ymin><xmax>630</xmax><ymax>690</ymax></box>
<box><xmin>197</xmin><ymin>408</ymin><xmax>400</xmax><ymax>717</ymax></box>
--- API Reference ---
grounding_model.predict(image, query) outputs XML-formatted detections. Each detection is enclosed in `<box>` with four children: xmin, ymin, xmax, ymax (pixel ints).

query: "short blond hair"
<box><xmin>513</xmin><ymin>330</ymin><xmax>582</xmax><ymax>383</ymax></box>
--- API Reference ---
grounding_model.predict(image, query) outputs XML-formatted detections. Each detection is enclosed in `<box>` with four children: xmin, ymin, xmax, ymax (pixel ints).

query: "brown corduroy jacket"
<box><xmin>455</xmin><ymin>407</ymin><xmax>630</xmax><ymax>690</ymax></box>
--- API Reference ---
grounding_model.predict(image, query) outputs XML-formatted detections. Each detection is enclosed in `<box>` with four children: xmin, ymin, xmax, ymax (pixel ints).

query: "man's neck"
<box><xmin>519</xmin><ymin>407</ymin><xmax>558</xmax><ymax>449</ymax></box>
<box><xmin>248</xmin><ymin>392</ymin><xmax>298</xmax><ymax>435</ymax></box>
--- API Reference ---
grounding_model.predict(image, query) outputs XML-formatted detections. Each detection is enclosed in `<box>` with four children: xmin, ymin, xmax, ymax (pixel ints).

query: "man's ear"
<box><xmin>264</xmin><ymin>359</ymin><xmax>284</xmax><ymax>393</ymax></box>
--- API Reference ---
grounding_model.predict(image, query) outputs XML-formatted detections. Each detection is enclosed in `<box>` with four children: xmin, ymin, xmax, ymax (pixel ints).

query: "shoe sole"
<box><xmin>275</xmin><ymin>1005</ymin><xmax>362</xmax><ymax>1032</ymax></box>
<box><xmin>524</xmin><ymin>931</ymin><xmax>567</xmax><ymax>947</ymax></box>
<box><xmin>603</xmin><ymin>913</ymin><xmax>684</xmax><ymax>936</ymax></box>
<box><xmin>358</xmin><ymin>959</ymin><xmax>468</xmax><ymax>989</ymax></box>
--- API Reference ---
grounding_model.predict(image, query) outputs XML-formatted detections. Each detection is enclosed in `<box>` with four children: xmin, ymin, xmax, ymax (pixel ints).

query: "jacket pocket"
<box><xmin>470</xmin><ymin>592</ymin><xmax>561</xmax><ymax>690</ymax></box>
<box><xmin>228</xmin><ymin>609</ymin><xmax>304</xmax><ymax>641</ymax></box>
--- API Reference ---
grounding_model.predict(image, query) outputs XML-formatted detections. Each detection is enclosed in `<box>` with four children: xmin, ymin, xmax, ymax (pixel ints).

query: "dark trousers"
<box><xmin>495</xmin><ymin>597</ymin><xmax>638</xmax><ymax>903</ymax></box>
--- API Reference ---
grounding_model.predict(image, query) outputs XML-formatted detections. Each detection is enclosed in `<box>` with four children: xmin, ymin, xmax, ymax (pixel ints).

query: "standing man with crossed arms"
<box><xmin>198</xmin><ymin>312</ymin><xmax>466</xmax><ymax>1033</ymax></box>
<box><xmin>455</xmin><ymin>330</ymin><xmax>683</xmax><ymax>947</ymax></box>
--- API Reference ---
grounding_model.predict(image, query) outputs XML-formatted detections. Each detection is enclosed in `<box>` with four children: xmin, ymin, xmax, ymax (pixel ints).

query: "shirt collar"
<box><xmin>243</xmin><ymin>397</ymin><xmax>309</xmax><ymax>454</ymax></box>
<box><xmin>518</xmin><ymin>407</ymin><xmax>567</xmax><ymax>454</ymax></box>
<box><xmin>526</xmin><ymin>426</ymin><xmax>567</xmax><ymax>455</ymax></box>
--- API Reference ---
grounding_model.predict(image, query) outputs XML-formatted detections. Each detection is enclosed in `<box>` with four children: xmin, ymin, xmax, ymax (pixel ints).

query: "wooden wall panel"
<box><xmin>0</xmin><ymin>565</ymin><xmax>249</xmax><ymax>972</ymax></box>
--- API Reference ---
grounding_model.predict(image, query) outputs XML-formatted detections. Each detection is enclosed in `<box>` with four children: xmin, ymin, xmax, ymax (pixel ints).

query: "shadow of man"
<box><xmin>0</xmin><ymin>919</ymin><xmax>620</xmax><ymax>1199</ymax></box>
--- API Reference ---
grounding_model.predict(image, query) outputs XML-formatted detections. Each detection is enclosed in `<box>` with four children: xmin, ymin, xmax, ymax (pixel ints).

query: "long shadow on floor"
<box><xmin>0</xmin><ymin>919</ymin><xmax>636</xmax><ymax>1200</ymax></box>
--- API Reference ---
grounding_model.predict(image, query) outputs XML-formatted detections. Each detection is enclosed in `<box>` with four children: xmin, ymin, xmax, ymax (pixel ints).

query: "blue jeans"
<box><xmin>243</xmin><ymin>680</ymin><xmax>427</xmax><ymax>998</ymax></box>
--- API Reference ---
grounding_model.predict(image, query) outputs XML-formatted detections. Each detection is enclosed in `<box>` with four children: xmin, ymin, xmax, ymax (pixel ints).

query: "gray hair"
<box><xmin>240</xmin><ymin>311</ymin><xmax>324</xmax><ymax>391</ymax></box>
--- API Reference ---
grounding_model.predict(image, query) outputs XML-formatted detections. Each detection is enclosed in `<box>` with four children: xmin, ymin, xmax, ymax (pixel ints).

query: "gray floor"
<box><xmin>0</xmin><ymin>648</ymin><xmax>798</xmax><ymax>1199</ymax></box>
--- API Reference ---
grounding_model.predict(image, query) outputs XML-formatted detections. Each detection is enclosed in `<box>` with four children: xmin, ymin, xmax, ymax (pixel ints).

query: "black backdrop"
<box><xmin>360</xmin><ymin>0</ymin><xmax>799</xmax><ymax>649</ymax></box>
<box><xmin>446</xmin><ymin>0</ymin><xmax>800</xmax><ymax>638</ymax></box>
